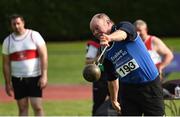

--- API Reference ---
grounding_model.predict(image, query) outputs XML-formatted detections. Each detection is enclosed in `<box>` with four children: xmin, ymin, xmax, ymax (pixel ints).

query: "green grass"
<box><xmin>0</xmin><ymin>100</ymin><xmax>92</xmax><ymax>116</ymax></box>
<box><xmin>163</xmin><ymin>38</ymin><xmax>180</xmax><ymax>52</ymax></box>
<box><xmin>165</xmin><ymin>100</ymin><xmax>180</xmax><ymax>116</ymax></box>
<box><xmin>46</xmin><ymin>41</ymin><xmax>87</xmax><ymax>84</ymax></box>
<box><xmin>162</xmin><ymin>38</ymin><xmax>180</xmax><ymax>81</ymax></box>
<box><xmin>0</xmin><ymin>100</ymin><xmax>180</xmax><ymax>116</ymax></box>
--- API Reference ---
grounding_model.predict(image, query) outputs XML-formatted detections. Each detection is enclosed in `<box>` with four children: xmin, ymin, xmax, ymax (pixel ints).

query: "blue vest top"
<box><xmin>105</xmin><ymin>35</ymin><xmax>159</xmax><ymax>84</ymax></box>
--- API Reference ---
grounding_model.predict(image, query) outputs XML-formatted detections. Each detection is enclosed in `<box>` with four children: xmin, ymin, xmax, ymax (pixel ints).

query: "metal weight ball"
<box><xmin>82</xmin><ymin>64</ymin><xmax>101</xmax><ymax>82</ymax></box>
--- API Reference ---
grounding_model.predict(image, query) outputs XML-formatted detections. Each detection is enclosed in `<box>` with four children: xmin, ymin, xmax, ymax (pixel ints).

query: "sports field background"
<box><xmin>0</xmin><ymin>38</ymin><xmax>180</xmax><ymax>116</ymax></box>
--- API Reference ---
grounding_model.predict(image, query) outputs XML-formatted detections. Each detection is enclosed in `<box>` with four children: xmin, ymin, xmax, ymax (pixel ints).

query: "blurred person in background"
<box><xmin>2</xmin><ymin>14</ymin><xmax>48</xmax><ymax>116</ymax></box>
<box><xmin>134</xmin><ymin>19</ymin><xmax>174</xmax><ymax>81</ymax></box>
<box><xmin>85</xmin><ymin>38</ymin><xmax>109</xmax><ymax>116</ymax></box>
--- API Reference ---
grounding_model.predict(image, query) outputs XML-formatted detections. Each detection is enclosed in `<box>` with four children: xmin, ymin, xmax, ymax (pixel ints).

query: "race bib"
<box><xmin>116</xmin><ymin>59</ymin><xmax>139</xmax><ymax>78</ymax></box>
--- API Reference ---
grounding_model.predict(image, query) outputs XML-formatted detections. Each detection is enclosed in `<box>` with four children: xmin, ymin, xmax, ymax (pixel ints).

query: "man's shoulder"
<box><xmin>119</xmin><ymin>21</ymin><xmax>132</xmax><ymax>24</ymax></box>
<box><xmin>151</xmin><ymin>35</ymin><xmax>163</xmax><ymax>44</ymax></box>
<box><xmin>116</xmin><ymin>21</ymin><xmax>133</xmax><ymax>26</ymax></box>
<box><xmin>29</xmin><ymin>29</ymin><xmax>44</xmax><ymax>40</ymax></box>
<box><xmin>3</xmin><ymin>34</ymin><xmax>12</xmax><ymax>43</ymax></box>
<box><xmin>29</xmin><ymin>29</ymin><xmax>40</xmax><ymax>35</ymax></box>
<box><xmin>115</xmin><ymin>21</ymin><xmax>134</xmax><ymax>29</ymax></box>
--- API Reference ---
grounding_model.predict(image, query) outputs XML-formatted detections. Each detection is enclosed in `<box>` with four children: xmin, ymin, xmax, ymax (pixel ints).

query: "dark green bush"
<box><xmin>0</xmin><ymin>0</ymin><xmax>180</xmax><ymax>42</ymax></box>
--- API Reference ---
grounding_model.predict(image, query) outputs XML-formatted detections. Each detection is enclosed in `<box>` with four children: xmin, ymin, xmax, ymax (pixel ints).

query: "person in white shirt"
<box><xmin>2</xmin><ymin>14</ymin><xmax>48</xmax><ymax>116</ymax></box>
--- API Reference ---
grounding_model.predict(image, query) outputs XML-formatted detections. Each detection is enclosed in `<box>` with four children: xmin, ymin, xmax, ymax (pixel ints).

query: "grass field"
<box><xmin>0</xmin><ymin>100</ymin><xmax>179</xmax><ymax>116</ymax></box>
<box><xmin>0</xmin><ymin>38</ymin><xmax>180</xmax><ymax>116</ymax></box>
<box><xmin>0</xmin><ymin>100</ymin><xmax>92</xmax><ymax>116</ymax></box>
<box><xmin>0</xmin><ymin>38</ymin><xmax>180</xmax><ymax>84</ymax></box>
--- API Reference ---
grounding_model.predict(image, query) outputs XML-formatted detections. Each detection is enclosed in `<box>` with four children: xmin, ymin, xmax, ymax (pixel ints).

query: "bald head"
<box><xmin>90</xmin><ymin>13</ymin><xmax>113</xmax><ymax>30</ymax></box>
<box><xmin>90</xmin><ymin>13</ymin><xmax>110</xmax><ymax>27</ymax></box>
<box><xmin>89</xmin><ymin>13</ymin><xmax>113</xmax><ymax>38</ymax></box>
<box><xmin>133</xmin><ymin>19</ymin><xmax>149</xmax><ymax>37</ymax></box>
<box><xmin>134</xmin><ymin>19</ymin><xmax>147</xmax><ymax>29</ymax></box>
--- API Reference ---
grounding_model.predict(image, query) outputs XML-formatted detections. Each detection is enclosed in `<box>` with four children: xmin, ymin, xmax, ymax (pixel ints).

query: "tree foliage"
<box><xmin>0</xmin><ymin>0</ymin><xmax>180</xmax><ymax>42</ymax></box>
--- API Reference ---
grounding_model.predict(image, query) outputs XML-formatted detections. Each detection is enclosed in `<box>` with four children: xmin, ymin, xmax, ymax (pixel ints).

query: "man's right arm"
<box><xmin>2</xmin><ymin>54</ymin><xmax>13</xmax><ymax>96</ymax></box>
<box><xmin>100</xmin><ymin>22</ymin><xmax>137</xmax><ymax>46</ymax></box>
<box><xmin>103</xmin><ymin>58</ymin><xmax>121</xmax><ymax>113</ymax></box>
<box><xmin>108</xmin><ymin>79</ymin><xmax>121</xmax><ymax>113</ymax></box>
<box><xmin>153</xmin><ymin>37</ymin><xmax>174</xmax><ymax>72</ymax></box>
<box><xmin>2</xmin><ymin>38</ymin><xmax>13</xmax><ymax>96</ymax></box>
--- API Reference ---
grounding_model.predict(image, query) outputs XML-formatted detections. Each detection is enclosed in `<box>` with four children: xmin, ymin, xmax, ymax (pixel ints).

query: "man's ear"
<box><xmin>107</xmin><ymin>20</ymin><xmax>111</xmax><ymax>25</ymax></box>
<box><xmin>107</xmin><ymin>20</ymin><xmax>113</xmax><ymax>29</ymax></box>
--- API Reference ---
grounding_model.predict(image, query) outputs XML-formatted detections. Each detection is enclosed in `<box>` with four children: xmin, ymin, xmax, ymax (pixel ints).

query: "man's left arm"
<box><xmin>104</xmin><ymin>59</ymin><xmax>121</xmax><ymax>113</ymax></box>
<box><xmin>108</xmin><ymin>79</ymin><xmax>121</xmax><ymax>113</ymax></box>
<box><xmin>153</xmin><ymin>37</ymin><xmax>174</xmax><ymax>72</ymax></box>
<box><xmin>37</xmin><ymin>42</ymin><xmax>48</xmax><ymax>89</ymax></box>
<box><xmin>32</xmin><ymin>31</ymin><xmax>48</xmax><ymax>89</ymax></box>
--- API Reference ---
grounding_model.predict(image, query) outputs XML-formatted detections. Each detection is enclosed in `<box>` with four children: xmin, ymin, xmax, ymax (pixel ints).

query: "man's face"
<box><xmin>90</xmin><ymin>18</ymin><xmax>110</xmax><ymax>39</ymax></box>
<box><xmin>135</xmin><ymin>24</ymin><xmax>147</xmax><ymax>35</ymax></box>
<box><xmin>11</xmin><ymin>17</ymin><xmax>25</xmax><ymax>34</ymax></box>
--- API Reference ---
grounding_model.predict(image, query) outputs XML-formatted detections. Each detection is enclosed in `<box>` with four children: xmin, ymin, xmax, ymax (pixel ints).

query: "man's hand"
<box><xmin>157</xmin><ymin>64</ymin><xmax>164</xmax><ymax>81</ymax></box>
<box><xmin>5</xmin><ymin>83</ymin><xmax>13</xmax><ymax>97</ymax></box>
<box><xmin>99</xmin><ymin>34</ymin><xmax>110</xmax><ymax>46</ymax></box>
<box><xmin>111</xmin><ymin>100</ymin><xmax>121</xmax><ymax>114</ymax></box>
<box><xmin>38</xmin><ymin>76</ymin><xmax>48</xmax><ymax>89</ymax></box>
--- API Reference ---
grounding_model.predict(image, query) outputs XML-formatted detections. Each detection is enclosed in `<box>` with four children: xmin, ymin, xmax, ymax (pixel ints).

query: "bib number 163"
<box><xmin>116</xmin><ymin>59</ymin><xmax>139</xmax><ymax>77</ymax></box>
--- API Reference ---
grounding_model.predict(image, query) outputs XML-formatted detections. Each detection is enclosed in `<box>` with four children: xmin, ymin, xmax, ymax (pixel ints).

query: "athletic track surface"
<box><xmin>0</xmin><ymin>85</ymin><xmax>92</xmax><ymax>102</ymax></box>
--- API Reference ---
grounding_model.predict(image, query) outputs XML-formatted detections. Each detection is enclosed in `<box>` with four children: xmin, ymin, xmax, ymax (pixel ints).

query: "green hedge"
<box><xmin>0</xmin><ymin>0</ymin><xmax>180</xmax><ymax>42</ymax></box>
